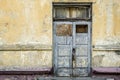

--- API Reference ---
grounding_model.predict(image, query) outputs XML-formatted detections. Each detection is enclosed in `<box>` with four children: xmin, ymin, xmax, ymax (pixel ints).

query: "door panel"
<box><xmin>76</xmin><ymin>45</ymin><xmax>88</xmax><ymax>56</ymax></box>
<box><xmin>54</xmin><ymin>21</ymin><xmax>91</xmax><ymax>77</ymax></box>
<box><xmin>57</xmin><ymin>37</ymin><xmax>67</xmax><ymax>44</ymax></box>
<box><xmin>56</xmin><ymin>24</ymin><xmax>72</xmax><ymax>36</ymax></box>
<box><xmin>73</xmin><ymin>22</ymin><xmax>91</xmax><ymax>76</ymax></box>
<box><xmin>54</xmin><ymin>22</ymin><xmax>73</xmax><ymax>76</ymax></box>
<box><xmin>58</xmin><ymin>45</ymin><xmax>71</xmax><ymax>56</ymax></box>
<box><xmin>76</xmin><ymin>34</ymin><xmax>88</xmax><ymax>44</ymax></box>
<box><xmin>76</xmin><ymin>57</ymin><xmax>88</xmax><ymax>67</ymax></box>
<box><xmin>73</xmin><ymin>68</ymin><xmax>88</xmax><ymax>76</ymax></box>
<box><xmin>57</xmin><ymin>68</ymin><xmax>71</xmax><ymax>76</ymax></box>
<box><xmin>58</xmin><ymin>57</ymin><xmax>70</xmax><ymax>67</ymax></box>
<box><xmin>57</xmin><ymin>36</ymin><xmax>72</xmax><ymax>45</ymax></box>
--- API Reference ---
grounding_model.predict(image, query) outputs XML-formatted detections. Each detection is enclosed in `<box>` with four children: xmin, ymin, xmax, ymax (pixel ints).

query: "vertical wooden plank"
<box><xmin>88</xmin><ymin>22</ymin><xmax>92</xmax><ymax>75</ymax></box>
<box><xmin>67</xmin><ymin>36</ymin><xmax>72</xmax><ymax>45</ymax></box>
<box><xmin>55</xmin><ymin>8</ymin><xmax>67</xmax><ymax>18</ymax></box>
<box><xmin>76</xmin><ymin>45</ymin><xmax>88</xmax><ymax>56</ymax></box>
<box><xmin>76</xmin><ymin>34</ymin><xmax>88</xmax><ymax>44</ymax></box>
<box><xmin>58</xmin><ymin>57</ymin><xmax>70</xmax><ymax>67</ymax></box>
<box><xmin>53</xmin><ymin>22</ymin><xmax>58</xmax><ymax>75</ymax></box>
<box><xmin>73</xmin><ymin>22</ymin><xmax>76</xmax><ymax>48</ymax></box>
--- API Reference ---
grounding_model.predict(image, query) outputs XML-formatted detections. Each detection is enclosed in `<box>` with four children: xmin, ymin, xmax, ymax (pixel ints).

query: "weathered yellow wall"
<box><xmin>92</xmin><ymin>0</ymin><xmax>120</xmax><ymax>67</ymax></box>
<box><xmin>0</xmin><ymin>0</ymin><xmax>53</xmax><ymax>70</ymax></box>
<box><xmin>0</xmin><ymin>0</ymin><xmax>52</xmax><ymax>44</ymax></box>
<box><xmin>92</xmin><ymin>0</ymin><xmax>120</xmax><ymax>45</ymax></box>
<box><xmin>0</xmin><ymin>0</ymin><xmax>120</xmax><ymax>70</ymax></box>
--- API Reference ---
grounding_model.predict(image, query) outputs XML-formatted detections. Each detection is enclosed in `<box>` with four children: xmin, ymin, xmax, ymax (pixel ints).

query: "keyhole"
<box><xmin>72</xmin><ymin>48</ymin><xmax>75</xmax><ymax>61</ymax></box>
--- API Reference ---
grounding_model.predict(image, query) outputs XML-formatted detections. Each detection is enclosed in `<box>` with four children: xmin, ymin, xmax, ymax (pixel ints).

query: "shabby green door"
<box><xmin>53</xmin><ymin>21</ymin><xmax>91</xmax><ymax>77</ymax></box>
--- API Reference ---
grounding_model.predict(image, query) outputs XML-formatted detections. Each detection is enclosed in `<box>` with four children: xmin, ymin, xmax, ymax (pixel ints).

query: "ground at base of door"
<box><xmin>37</xmin><ymin>77</ymin><xmax>114</xmax><ymax>80</ymax></box>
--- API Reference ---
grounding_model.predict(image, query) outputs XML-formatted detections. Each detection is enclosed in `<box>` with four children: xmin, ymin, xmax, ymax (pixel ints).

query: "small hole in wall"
<box><xmin>115</xmin><ymin>51</ymin><xmax>120</xmax><ymax>55</ymax></box>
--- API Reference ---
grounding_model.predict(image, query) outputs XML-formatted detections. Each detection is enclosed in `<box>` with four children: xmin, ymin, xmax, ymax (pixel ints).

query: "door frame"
<box><xmin>53</xmin><ymin>21</ymin><xmax>92</xmax><ymax>76</ymax></box>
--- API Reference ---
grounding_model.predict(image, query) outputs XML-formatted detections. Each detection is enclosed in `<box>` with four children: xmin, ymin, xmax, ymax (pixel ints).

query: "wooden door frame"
<box><xmin>53</xmin><ymin>21</ymin><xmax>92</xmax><ymax>76</ymax></box>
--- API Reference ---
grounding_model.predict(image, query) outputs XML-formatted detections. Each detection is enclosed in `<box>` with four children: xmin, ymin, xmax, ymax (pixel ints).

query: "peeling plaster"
<box><xmin>106</xmin><ymin>0</ymin><xmax>113</xmax><ymax>36</ymax></box>
<box><xmin>0</xmin><ymin>0</ymin><xmax>120</xmax><ymax>69</ymax></box>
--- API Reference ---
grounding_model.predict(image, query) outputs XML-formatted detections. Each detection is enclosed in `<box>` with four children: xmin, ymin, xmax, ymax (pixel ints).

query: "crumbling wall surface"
<box><xmin>0</xmin><ymin>0</ymin><xmax>120</xmax><ymax>70</ymax></box>
<box><xmin>0</xmin><ymin>0</ymin><xmax>53</xmax><ymax>70</ymax></box>
<box><xmin>92</xmin><ymin>51</ymin><xmax>120</xmax><ymax>67</ymax></box>
<box><xmin>92</xmin><ymin>0</ymin><xmax>120</xmax><ymax>67</ymax></box>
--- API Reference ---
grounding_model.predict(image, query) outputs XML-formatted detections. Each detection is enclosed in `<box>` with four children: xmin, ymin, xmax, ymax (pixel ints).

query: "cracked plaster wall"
<box><xmin>0</xmin><ymin>0</ymin><xmax>120</xmax><ymax>70</ymax></box>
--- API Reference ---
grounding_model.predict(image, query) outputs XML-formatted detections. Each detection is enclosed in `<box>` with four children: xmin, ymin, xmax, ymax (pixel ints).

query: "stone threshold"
<box><xmin>0</xmin><ymin>67</ymin><xmax>119</xmax><ymax>75</ymax></box>
<box><xmin>38</xmin><ymin>77</ymin><xmax>107</xmax><ymax>80</ymax></box>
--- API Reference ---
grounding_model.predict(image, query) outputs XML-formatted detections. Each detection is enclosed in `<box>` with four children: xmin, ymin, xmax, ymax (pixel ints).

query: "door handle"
<box><xmin>72</xmin><ymin>48</ymin><xmax>76</xmax><ymax>61</ymax></box>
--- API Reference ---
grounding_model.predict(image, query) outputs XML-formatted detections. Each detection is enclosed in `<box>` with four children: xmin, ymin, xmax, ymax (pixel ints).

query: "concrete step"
<box><xmin>37</xmin><ymin>77</ymin><xmax>106</xmax><ymax>80</ymax></box>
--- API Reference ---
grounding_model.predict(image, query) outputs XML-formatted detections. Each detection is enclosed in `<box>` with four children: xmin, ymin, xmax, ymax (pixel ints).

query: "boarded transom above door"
<box><xmin>53</xmin><ymin>2</ymin><xmax>92</xmax><ymax>21</ymax></box>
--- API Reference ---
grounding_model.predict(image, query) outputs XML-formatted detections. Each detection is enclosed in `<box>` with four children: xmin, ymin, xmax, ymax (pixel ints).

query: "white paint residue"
<box><xmin>106</xmin><ymin>0</ymin><xmax>113</xmax><ymax>36</ymax></box>
<box><xmin>20</xmin><ymin>1</ymin><xmax>36</xmax><ymax>43</ymax></box>
<box><xmin>0</xmin><ymin>37</ymin><xmax>5</xmax><ymax>45</ymax></box>
<box><xmin>24</xmin><ymin>7</ymin><xmax>30</xmax><ymax>23</ymax></box>
<box><xmin>21</xmin><ymin>51</ymin><xmax>25</xmax><ymax>65</ymax></box>
<box><xmin>39</xmin><ymin>0</ymin><xmax>47</xmax><ymax>7</ymax></box>
<box><xmin>95</xmin><ymin>36</ymin><xmax>120</xmax><ymax>45</ymax></box>
<box><xmin>97</xmin><ymin>0</ymin><xmax>106</xmax><ymax>16</ymax></box>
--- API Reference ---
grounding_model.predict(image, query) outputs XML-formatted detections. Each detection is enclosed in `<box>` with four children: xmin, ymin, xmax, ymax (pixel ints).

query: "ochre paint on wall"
<box><xmin>0</xmin><ymin>0</ymin><xmax>120</xmax><ymax>70</ymax></box>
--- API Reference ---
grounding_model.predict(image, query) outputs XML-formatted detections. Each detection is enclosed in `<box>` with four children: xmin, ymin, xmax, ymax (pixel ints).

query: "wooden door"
<box><xmin>53</xmin><ymin>21</ymin><xmax>91</xmax><ymax>77</ymax></box>
<box><xmin>72</xmin><ymin>22</ymin><xmax>91</xmax><ymax>76</ymax></box>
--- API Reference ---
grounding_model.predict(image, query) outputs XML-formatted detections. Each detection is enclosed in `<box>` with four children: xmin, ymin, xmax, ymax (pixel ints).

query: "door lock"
<box><xmin>72</xmin><ymin>48</ymin><xmax>76</xmax><ymax>61</ymax></box>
